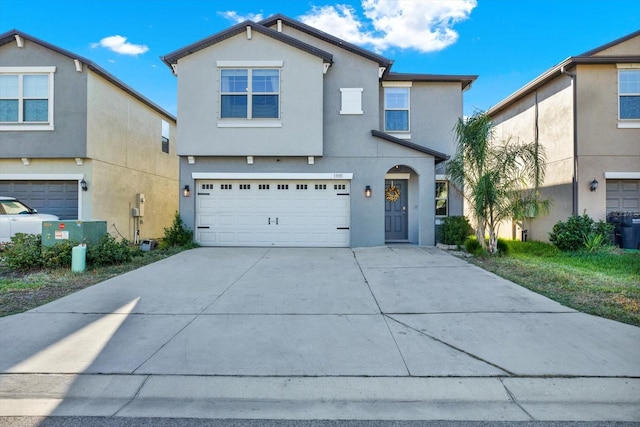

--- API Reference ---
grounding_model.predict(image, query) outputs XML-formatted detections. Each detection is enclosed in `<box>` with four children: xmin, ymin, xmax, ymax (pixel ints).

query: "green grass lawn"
<box><xmin>0</xmin><ymin>247</ymin><xmax>188</xmax><ymax>317</ymax></box>
<box><xmin>469</xmin><ymin>241</ymin><xmax>640</xmax><ymax>326</ymax></box>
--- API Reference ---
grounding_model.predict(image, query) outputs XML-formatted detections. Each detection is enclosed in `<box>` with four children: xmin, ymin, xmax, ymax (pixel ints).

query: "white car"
<box><xmin>0</xmin><ymin>196</ymin><xmax>59</xmax><ymax>243</ymax></box>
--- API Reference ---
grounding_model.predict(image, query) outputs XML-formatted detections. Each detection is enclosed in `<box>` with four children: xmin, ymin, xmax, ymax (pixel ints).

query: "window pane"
<box><xmin>23</xmin><ymin>75</ymin><xmax>48</xmax><ymax>97</ymax></box>
<box><xmin>0</xmin><ymin>99</ymin><xmax>18</xmax><ymax>121</ymax></box>
<box><xmin>385</xmin><ymin>110</ymin><xmax>408</xmax><ymax>131</ymax></box>
<box><xmin>385</xmin><ymin>88</ymin><xmax>409</xmax><ymax>108</ymax></box>
<box><xmin>252</xmin><ymin>95</ymin><xmax>278</xmax><ymax>118</ymax></box>
<box><xmin>436</xmin><ymin>200</ymin><xmax>448</xmax><ymax>216</ymax></box>
<box><xmin>619</xmin><ymin>70</ymin><xmax>640</xmax><ymax>94</ymax></box>
<box><xmin>252</xmin><ymin>69</ymin><xmax>279</xmax><ymax>92</ymax></box>
<box><xmin>620</xmin><ymin>95</ymin><xmax>640</xmax><ymax>119</ymax></box>
<box><xmin>24</xmin><ymin>99</ymin><xmax>48</xmax><ymax>121</ymax></box>
<box><xmin>221</xmin><ymin>94</ymin><xmax>247</xmax><ymax>118</ymax></box>
<box><xmin>0</xmin><ymin>75</ymin><xmax>18</xmax><ymax>97</ymax></box>
<box><xmin>221</xmin><ymin>70</ymin><xmax>247</xmax><ymax>93</ymax></box>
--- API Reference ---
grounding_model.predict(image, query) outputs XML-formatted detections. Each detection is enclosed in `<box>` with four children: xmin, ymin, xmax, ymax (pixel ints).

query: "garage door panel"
<box><xmin>607</xmin><ymin>179</ymin><xmax>640</xmax><ymax>214</ymax></box>
<box><xmin>0</xmin><ymin>180</ymin><xmax>78</xmax><ymax>220</ymax></box>
<box><xmin>195</xmin><ymin>179</ymin><xmax>350</xmax><ymax>247</ymax></box>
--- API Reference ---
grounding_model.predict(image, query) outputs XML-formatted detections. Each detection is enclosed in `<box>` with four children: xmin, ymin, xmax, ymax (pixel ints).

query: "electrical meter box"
<box><xmin>42</xmin><ymin>221</ymin><xmax>108</xmax><ymax>248</ymax></box>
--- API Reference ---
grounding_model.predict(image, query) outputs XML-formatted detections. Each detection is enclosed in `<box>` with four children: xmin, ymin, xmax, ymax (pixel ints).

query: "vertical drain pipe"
<box><xmin>561</xmin><ymin>65</ymin><xmax>578</xmax><ymax>216</ymax></box>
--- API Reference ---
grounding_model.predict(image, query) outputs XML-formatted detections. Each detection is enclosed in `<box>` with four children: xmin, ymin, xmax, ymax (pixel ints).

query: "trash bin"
<box><xmin>613</xmin><ymin>212</ymin><xmax>640</xmax><ymax>249</ymax></box>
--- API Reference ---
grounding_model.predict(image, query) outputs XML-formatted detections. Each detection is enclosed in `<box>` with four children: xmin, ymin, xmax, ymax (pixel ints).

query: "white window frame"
<box><xmin>383</xmin><ymin>81</ymin><xmax>411</xmax><ymax>134</ymax></box>
<box><xmin>617</xmin><ymin>64</ymin><xmax>640</xmax><ymax>128</ymax></box>
<box><xmin>217</xmin><ymin>61</ymin><xmax>283</xmax><ymax>127</ymax></box>
<box><xmin>0</xmin><ymin>66</ymin><xmax>55</xmax><ymax>131</ymax></box>
<box><xmin>161</xmin><ymin>119</ymin><xmax>170</xmax><ymax>154</ymax></box>
<box><xmin>435</xmin><ymin>180</ymin><xmax>448</xmax><ymax>217</ymax></box>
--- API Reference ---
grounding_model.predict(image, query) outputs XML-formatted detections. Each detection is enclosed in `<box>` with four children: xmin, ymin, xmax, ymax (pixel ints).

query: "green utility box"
<box><xmin>42</xmin><ymin>221</ymin><xmax>108</xmax><ymax>248</ymax></box>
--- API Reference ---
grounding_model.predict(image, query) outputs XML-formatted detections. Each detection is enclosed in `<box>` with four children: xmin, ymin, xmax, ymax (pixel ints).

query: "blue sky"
<box><xmin>1</xmin><ymin>0</ymin><xmax>638</xmax><ymax>117</ymax></box>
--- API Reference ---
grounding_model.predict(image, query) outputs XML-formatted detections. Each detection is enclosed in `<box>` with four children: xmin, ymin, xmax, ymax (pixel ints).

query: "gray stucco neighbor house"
<box><xmin>0</xmin><ymin>30</ymin><xmax>178</xmax><ymax>242</ymax></box>
<box><xmin>162</xmin><ymin>14</ymin><xmax>476</xmax><ymax>247</ymax></box>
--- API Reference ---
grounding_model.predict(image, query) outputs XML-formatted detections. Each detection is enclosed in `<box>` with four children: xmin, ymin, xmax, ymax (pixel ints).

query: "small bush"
<box><xmin>464</xmin><ymin>236</ymin><xmax>484</xmax><ymax>255</ymax></box>
<box><xmin>2</xmin><ymin>233</ymin><xmax>43</xmax><ymax>272</ymax></box>
<box><xmin>42</xmin><ymin>240</ymin><xmax>76</xmax><ymax>269</ymax></box>
<box><xmin>438</xmin><ymin>216</ymin><xmax>472</xmax><ymax>246</ymax></box>
<box><xmin>549</xmin><ymin>214</ymin><xmax>614</xmax><ymax>251</ymax></box>
<box><xmin>161</xmin><ymin>212</ymin><xmax>194</xmax><ymax>248</ymax></box>
<box><xmin>87</xmin><ymin>234</ymin><xmax>136</xmax><ymax>267</ymax></box>
<box><xmin>496</xmin><ymin>238</ymin><xmax>510</xmax><ymax>255</ymax></box>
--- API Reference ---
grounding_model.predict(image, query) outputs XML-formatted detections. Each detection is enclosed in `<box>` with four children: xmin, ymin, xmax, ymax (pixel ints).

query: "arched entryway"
<box><xmin>385</xmin><ymin>165</ymin><xmax>417</xmax><ymax>242</ymax></box>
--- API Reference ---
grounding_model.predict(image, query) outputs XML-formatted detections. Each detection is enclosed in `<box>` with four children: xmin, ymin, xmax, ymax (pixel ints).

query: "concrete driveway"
<box><xmin>1</xmin><ymin>246</ymin><xmax>639</xmax><ymax>421</ymax></box>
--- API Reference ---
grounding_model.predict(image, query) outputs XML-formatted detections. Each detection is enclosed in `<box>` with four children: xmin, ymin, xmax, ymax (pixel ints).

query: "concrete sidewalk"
<box><xmin>0</xmin><ymin>246</ymin><xmax>639</xmax><ymax>421</ymax></box>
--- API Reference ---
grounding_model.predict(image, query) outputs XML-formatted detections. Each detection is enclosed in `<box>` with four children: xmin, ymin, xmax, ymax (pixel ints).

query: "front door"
<box><xmin>385</xmin><ymin>179</ymin><xmax>408</xmax><ymax>241</ymax></box>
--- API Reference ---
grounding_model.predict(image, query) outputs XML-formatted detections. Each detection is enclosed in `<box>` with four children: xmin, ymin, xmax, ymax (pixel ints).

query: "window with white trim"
<box><xmin>435</xmin><ymin>181</ymin><xmax>448</xmax><ymax>217</ymax></box>
<box><xmin>0</xmin><ymin>66</ymin><xmax>54</xmax><ymax>130</ymax></box>
<box><xmin>384</xmin><ymin>87</ymin><xmax>410</xmax><ymax>132</ymax></box>
<box><xmin>161</xmin><ymin>120</ymin><xmax>170</xmax><ymax>154</ymax></box>
<box><xmin>220</xmin><ymin>68</ymin><xmax>280</xmax><ymax>119</ymax></box>
<box><xmin>619</xmin><ymin>69</ymin><xmax>640</xmax><ymax>120</ymax></box>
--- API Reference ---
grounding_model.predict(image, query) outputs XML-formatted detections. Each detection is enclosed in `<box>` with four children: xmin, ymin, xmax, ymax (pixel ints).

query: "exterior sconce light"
<box><xmin>80</xmin><ymin>179</ymin><xmax>88</xmax><ymax>191</ymax></box>
<box><xmin>590</xmin><ymin>178</ymin><xmax>598</xmax><ymax>192</ymax></box>
<box><xmin>183</xmin><ymin>185</ymin><xmax>191</xmax><ymax>197</ymax></box>
<box><xmin>365</xmin><ymin>185</ymin><xmax>372</xmax><ymax>198</ymax></box>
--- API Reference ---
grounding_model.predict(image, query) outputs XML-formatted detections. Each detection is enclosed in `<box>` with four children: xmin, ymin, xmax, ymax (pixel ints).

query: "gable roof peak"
<box><xmin>259</xmin><ymin>13</ymin><xmax>393</xmax><ymax>68</ymax></box>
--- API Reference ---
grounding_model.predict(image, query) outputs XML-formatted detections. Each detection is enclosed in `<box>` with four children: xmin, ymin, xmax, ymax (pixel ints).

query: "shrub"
<box><xmin>2</xmin><ymin>233</ymin><xmax>43</xmax><ymax>272</ymax></box>
<box><xmin>549</xmin><ymin>214</ymin><xmax>614</xmax><ymax>251</ymax></box>
<box><xmin>438</xmin><ymin>216</ymin><xmax>473</xmax><ymax>246</ymax></box>
<box><xmin>464</xmin><ymin>236</ymin><xmax>484</xmax><ymax>255</ymax></box>
<box><xmin>42</xmin><ymin>240</ymin><xmax>76</xmax><ymax>269</ymax></box>
<box><xmin>496</xmin><ymin>238</ymin><xmax>510</xmax><ymax>255</ymax></box>
<box><xmin>87</xmin><ymin>234</ymin><xmax>136</xmax><ymax>267</ymax></box>
<box><xmin>161</xmin><ymin>212</ymin><xmax>194</xmax><ymax>248</ymax></box>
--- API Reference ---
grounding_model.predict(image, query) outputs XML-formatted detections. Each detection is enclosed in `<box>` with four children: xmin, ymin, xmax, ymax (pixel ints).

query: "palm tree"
<box><xmin>447</xmin><ymin>111</ymin><xmax>548</xmax><ymax>254</ymax></box>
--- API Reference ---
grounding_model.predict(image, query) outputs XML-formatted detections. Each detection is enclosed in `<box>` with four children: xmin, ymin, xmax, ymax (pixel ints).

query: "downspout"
<box><xmin>561</xmin><ymin>65</ymin><xmax>578</xmax><ymax>216</ymax></box>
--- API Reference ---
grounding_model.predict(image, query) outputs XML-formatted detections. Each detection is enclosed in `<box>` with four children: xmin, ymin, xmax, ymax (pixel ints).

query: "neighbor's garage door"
<box><xmin>0</xmin><ymin>181</ymin><xmax>78</xmax><ymax>219</ymax></box>
<box><xmin>606</xmin><ymin>179</ymin><xmax>640</xmax><ymax>213</ymax></box>
<box><xmin>196</xmin><ymin>180</ymin><xmax>350</xmax><ymax>247</ymax></box>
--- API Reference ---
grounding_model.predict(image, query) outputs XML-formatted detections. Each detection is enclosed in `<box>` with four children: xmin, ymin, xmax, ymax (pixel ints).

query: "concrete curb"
<box><xmin>1</xmin><ymin>374</ymin><xmax>639</xmax><ymax>421</ymax></box>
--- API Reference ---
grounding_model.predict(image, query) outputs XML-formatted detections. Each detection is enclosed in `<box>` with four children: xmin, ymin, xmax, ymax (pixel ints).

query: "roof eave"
<box><xmin>371</xmin><ymin>130</ymin><xmax>449</xmax><ymax>163</ymax></box>
<box><xmin>0</xmin><ymin>29</ymin><xmax>176</xmax><ymax>121</ymax></box>
<box><xmin>259</xmin><ymin>14</ymin><xmax>393</xmax><ymax>68</ymax></box>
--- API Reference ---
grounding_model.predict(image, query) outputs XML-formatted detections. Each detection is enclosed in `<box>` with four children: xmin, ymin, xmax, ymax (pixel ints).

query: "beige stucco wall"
<box><xmin>490</xmin><ymin>75</ymin><xmax>575</xmax><ymax>242</ymax></box>
<box><xmin>86</xmin><ymin>72</ymin><xmax>178</xmax><ymax>240</ymax></box>
<box><xmin>576</xmin><ymin>63</ymin><xmax>640</xmax><ymax>222</ymax></box>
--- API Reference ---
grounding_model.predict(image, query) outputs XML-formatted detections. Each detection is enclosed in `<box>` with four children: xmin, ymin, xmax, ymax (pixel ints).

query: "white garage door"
<box><xmin>195</xmin><ymin>179</ymin><xmax>350</xmax><ymax>247</ymax></box>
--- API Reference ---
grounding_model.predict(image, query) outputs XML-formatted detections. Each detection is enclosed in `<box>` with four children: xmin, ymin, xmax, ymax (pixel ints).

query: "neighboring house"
<box><xmin>162</xmin><ymin>14</ymin><xmax>475</xmax><ymax>247</ymax></box>
<box><xmin>0</xmin><ymin>30</ymin><xmax>178</xmax><ymax>242</ymax></box>
<box><xmin>488</xmin><ymin>30</ymin><xmax>640</xmax><ymax>243</ymax></box>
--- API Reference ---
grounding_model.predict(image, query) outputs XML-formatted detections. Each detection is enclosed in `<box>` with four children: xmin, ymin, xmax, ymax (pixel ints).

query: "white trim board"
<box><xmin>0</xmin><ymin>173</ymin><xmax>84</xmax><ymax>180</ymax></box>
<box><xmin>604</xmin><ymin>172</ymin><xmax>640</xmax><ymax>179</ymax></box>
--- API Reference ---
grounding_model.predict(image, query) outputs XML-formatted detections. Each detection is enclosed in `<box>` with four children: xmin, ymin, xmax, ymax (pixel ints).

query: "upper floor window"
<box><xmin>0</xmin><ymin>66</ymin><xmax>55</xmax><ymax>131</ymax></box>
<box><xmin>619</xmin><ymin>69</ymin><xmax>640</xmax><ymax>120</ymax></box>
<box><xmin>220</xmin><ymin>68</ymin><xmax>280</xmax><ymax>119</ymax></box>
<box><xmin>384</xmin><ymin>87</ymin><xmax>410</xmax><ymax>132</ymax></box>
<box><xmin>161</xmin><ymin>120</ymin><xmax>170</xmax><ymax>154</ymax></box>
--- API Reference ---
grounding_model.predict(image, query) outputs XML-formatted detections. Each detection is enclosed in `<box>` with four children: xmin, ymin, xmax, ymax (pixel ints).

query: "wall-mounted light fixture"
<box><xmin>80</xmin><ymin>179</ymin><xmax>88</xmax><ymax>191</ymax></box>
<box><xmin>365</xmin><ymin>185</ymin><xmax>372</xmax><ymax>198</ymax></box>
<box><xmin>590</xmin><ymin>178</ymin><xmax>599</xmax><ymax>192</ymax></box>
<box><xmin>183</xmin><ymin>185</ymin><xmax>191</xmax><ymax>197</ymax></box>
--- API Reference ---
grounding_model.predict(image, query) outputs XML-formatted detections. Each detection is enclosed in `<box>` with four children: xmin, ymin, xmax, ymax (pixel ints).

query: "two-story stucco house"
<box><xmin>0</xmin><ymin>30</ymin><xmax>178</xmax><ymax>242</ymax></box>
<box><xmin>488</xmin><ymin>30</ymin><xmax>640</xmax><ymax>244</ymax></box>
<box><xmin>162</xmin><ymin>14</ymin><xmax>476</xmax><ymax>247</ymax></box>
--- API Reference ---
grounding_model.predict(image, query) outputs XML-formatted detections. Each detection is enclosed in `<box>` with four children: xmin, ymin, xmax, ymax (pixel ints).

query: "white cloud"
<box><xmin>300</xmin><ymin>0</ymin><xmax>476</xmax><ymax>53</ymax></box>
<box><xmin>91</xmin><ymin>35</ymin><xmax>149</xmax><ymax>56</ymax></box>
<box><xmin>218</xmin><ymin>11</ymin><xmax>264</xmax><ymax>23</ymax></box>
